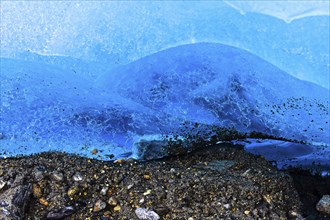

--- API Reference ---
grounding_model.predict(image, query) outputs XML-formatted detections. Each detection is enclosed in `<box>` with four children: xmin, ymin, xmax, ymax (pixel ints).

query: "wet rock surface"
<box><xmin>0</xmin><ymin>144</ymin><xmax>305</xmax><ymax>219</ymax></box>
<box><xmin>289</xmin><ymin>169</ymin><xmax>330</xmax><ymax>219</ymax></box>
<box><xmin>316</xmin><ymin>195</ymin><xmax>330</xmax><ymax>215</ymax></box>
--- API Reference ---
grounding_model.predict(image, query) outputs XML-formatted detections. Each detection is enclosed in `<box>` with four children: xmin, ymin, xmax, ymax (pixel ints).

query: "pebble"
<box><xmin>1</xmin><ymin>208</ymin><xmax>10</xmax><ymax>216</ymax></box>
<box><xmin>93</xmin><ymin>199</ymin><xmax>106</xmax><ymax>212</ymax></box>
<box><xmin>0</xmin><ymin>179</ymin><xmax>6</xmax><ymax>190</ymax></box>
<box><xmin>72</xmin><ymin>172</ymin><xmax>83</xmax><ymax>182</ymax></box>
<box><xmin>135</xmin><ymin>208</ymin><xmax>160</xmax><ymax>220</ymax></box>
<box><xmin>67</xmin><ymin>186</ymin><xmax>79</xmax><ymax>197</ymax></box>
<box><xmin>46</xmin><ymin>206</ymin><xmax>75</xmax><ymax>219</ymax></box>
<box><xmin>0</xmin><ymin>201</ymin><xmax>9</xmax><ymax>207</ymax></box>
<box><xmin>224</xmin><ymin>204</ymin><xmax>230</xmax><ymax>209</ymax></box>
<box><xmin>316</xmin><ymin>194</ymin><xmax>330</xmax><ymax>215</ymax></box>
<box><xmin>32</xmin><ymin>183</ymin><xmax>43</xmax><ymax>198</ymax></box>
<box><xmin>33</xmin><ymin>167</ymin><xmax>45</xmax><ymax>180</ymax></box>
<box><xmin>51</xmin><ymin>171</ymin><xmax>64</xmax><ymax>182</ymax></box>
<box><xmin>143</xmin><ymin>174</ymin><xmax>151</xmax><ymax>180</ymax></box>
<box><xmin>103</xmin><ymin>211</ymin><xmax>111</xmax><ymax>218</ymax></box>
<box><xmin>100</xmin><ymin>186</ymin><xmax>109</xmax><ymax>195</ymax></box>
<box><xmin>39</xmin><ymin>198</ymin><xmax>49</xmax><ymax>206</ymax></box>
<box><xmin>113</xmin><ymin>205</ymin><xmax>121</xmax><ymax>212</ymax></box>
<box><xmin>107</xmin><ymin>197</ymin><xmax>118</xmax><ymax>206</ymax></box>
<box><xmin>143</xmin><ymin>189</ymin><xmax>151</xmax><ymax>196</ymax></box>
<box><xmin>91</xmin><ymin>149</ymin><xmax>98</xmax><ymax>155</ymax></box>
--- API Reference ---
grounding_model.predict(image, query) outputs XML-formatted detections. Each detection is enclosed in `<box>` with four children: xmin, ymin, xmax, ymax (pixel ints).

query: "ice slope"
<box><xmin>1</xmin><ymin>43</ymin><xmax>329</xmax><ymax>161</ymax></box>
<box><xmin>97</xmin><ymin>43</ymin><xmax>329</xmax><ymax>145</ymax></box>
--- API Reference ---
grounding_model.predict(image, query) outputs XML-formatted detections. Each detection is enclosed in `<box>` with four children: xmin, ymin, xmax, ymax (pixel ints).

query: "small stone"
<box><xmin>100</xmin><ymin>186</ymin><xmax>109</xmax><ymax>196</ymax></box>
<box><xmin>143</xmin><ymin>189</ymin><xmax>151</xmax><ymax>196</ymax></box>
<box><xmin>139</xmin><ymin>198</ymin><xmax>145</xmax><ymax>204</ymax></box>
<box><xmin>32</xmin><ymin>183</ymin><xmax>42</xmax><ymax>198</ymax></box>
<box><xmin>103</xmin><ymin>211</ymin><xmax>111</xmax><ymax>218</ymax></box>
<box><xmin>127</xmin><ymin>184</ymin><xmax>134</xmax><ymax>190</ymax></box>
<box><xmin>93</xmin><ymin>199</ymin><xmax>106</xmax><ymax>212</ymax></box>
<box><xmin>114</xmin><ymin>159</ymin><xmax>125</xmax><ymax>164</ymax></box>
<box><xmin>39</xmin><ymin>198</ymin><xmax>49</xmax><ymax>206</ymax></box>
<box><xmin>316</xmin><ymin>195</ymin><xmax>330</xmax><ymax>215</ymax></box>
<box><xmin>154</xmin><ymin>206</ymin><xmax>170</xmax><ymax>216</ymax></box>
<box><xmin>224</xmin><ymin>204</ymin><xmax>230</xmax><ymax>209</ymax></box>
<box><xmin>91</xmin><ymin>148</ymin><xmax>98</xmax><ymax>155</ymax></box>
<box><xmin>143</xmin><ymin>174</ymin><xmax>151</xmax><ymax>180</ymax></box>
<box><xmin>72</xmin><ymin>172</ymin><xmax>83</xmax><ymax>182</ymax></box>
<box><xmin>51</xmin><ymin>171</ymin><xmax>64</xmax><ymax>182</ymax></box>
<box><xmin>244</xmin><ymin>210</ymin><xmax>250</xmax><ymax>215</ymax></box>
<box><xmin>107</xmin><ymin>188</ymin><xmax>114</xmax><ymax>196</ymax></box>
<box><xmin>113</xmin><ymin>205</ymin><xmax>121</xmax><ymax>212</ymax></box>
<box><xmin>67</xmin><ymin>186</ymin><xmax>79</xmax><ymax>197</ymax></box>
<box><xmin>1</xmin><ymin>208</ymin><xmax>10</xmax><ymax>216</ymax></box>
<box><xmin>135</xmin><ymin>208</ymin><xmax>160</xmax><ymax>220</ymax></box>
<box><xmin>188</xmin><ymin>218</ymin><xmax>194</xmax><ymax>220</ymax></box>
<box><xmin>0</xmin><ymin>201</ymin><xmax>9</xmax><ymax>207</ymax></box>
<box><xmin>33</xmin><ymin>167</ymin><xmax>45</xmax><ymax>181</ymax></box>
<box><xmin>0</xmin><ymin>179</ymin><xmax>6</xmax><ymax>190</ymax></box>
<box><xmin>107</xmin><ymin>197</ymin><xmax>118</xmax><ymax>206</ymax></box>
<box><xmin>170</xmin><ymin>168</ymin><xmax>176</xmax><ymax>173</ymax></box>
<box><xmin>263</xmin><ymin>194</ymin><xmax>272</xmax><ymax>204</ymax></box>
<box><xmin>46</xmin><ymin>206</ymin><xmax>75</xmax><ymax>219</ymax></box>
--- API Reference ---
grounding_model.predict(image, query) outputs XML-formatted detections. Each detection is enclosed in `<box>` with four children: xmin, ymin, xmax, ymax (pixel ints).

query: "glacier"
<box><xmin>0</xmin><ymin>1</ymin><xmax>329</xmax><ymax>171</ymax></box>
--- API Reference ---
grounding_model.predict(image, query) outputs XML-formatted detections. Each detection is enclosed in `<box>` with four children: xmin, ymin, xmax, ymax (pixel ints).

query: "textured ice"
<box><xmin>1</xmin><ymin>43</ymin><xmax>329</xmax><ymax>160</ymax></box>
<box><xmin>0</xmin><ymin>2</ymin><xmax>329</xmax><ymax>166</ymax></box>
<box><xmin>1</xmin><ymin>1</ymin><xmax>329</xmax><ymax>88</ymax></box>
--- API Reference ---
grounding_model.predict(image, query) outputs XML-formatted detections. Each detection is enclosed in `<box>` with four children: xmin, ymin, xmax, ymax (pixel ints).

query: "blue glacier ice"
<box><xmin>0</xmin><ymin>1</ymin><xmax>329</xmax><ymax>170</ymax></box>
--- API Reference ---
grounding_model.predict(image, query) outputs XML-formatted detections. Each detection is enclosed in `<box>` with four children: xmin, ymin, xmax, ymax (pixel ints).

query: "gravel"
<box><xmin>0</xmin><ymin>143</ymin><xmax>305</xmax><ymax>219</ymax></box>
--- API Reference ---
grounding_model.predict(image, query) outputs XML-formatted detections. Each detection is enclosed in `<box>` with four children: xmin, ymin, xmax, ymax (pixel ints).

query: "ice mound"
<box><xmin>1</xmin><ymin>43</ymin><xmax>328</xmax><ymax>160</ymax></box>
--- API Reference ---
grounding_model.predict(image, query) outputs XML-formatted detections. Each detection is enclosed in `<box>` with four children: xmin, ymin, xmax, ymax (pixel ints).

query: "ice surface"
<box><xmin>1</xmin><ymin>43</ymin><xmax>329</xmax><ymax>161</ymax></box>
<box><xmin>1</xmin><ymin>1</ymin><xmax>329</xmax><ymax>88</ymax></box>
<box><xmin>0</xmin><ymin>2</ymin><xmax>329</xmax><ymax>169</ymax></box>
<box><xmin>224</xmin><ymin>0</ymin><xmax>330</xmax><ymax>23</ymax></box>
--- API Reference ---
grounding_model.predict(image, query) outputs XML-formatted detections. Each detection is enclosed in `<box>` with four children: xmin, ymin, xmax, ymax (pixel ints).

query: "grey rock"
<box><xmin>100</xmin><ymin>186</ymin><xmax>108</xmax><ymax>196</ymax></box>
<box><xmin>316</xmin><ymin>195</ymin><xmax>330</xmax><ymax>215</ymax></box>
<box><xmin>32</xmin><ymin>167</ymin><xmax>45</xmax><ymax>181</ymax></box>
<box><xmin>46</xmin><ymin>206</ymin><xmax>75</xmax><ymax>220</ymax></box>
<box><xmin>135</xmin><ymin>208</ymin><xmax>160</xmax><ymax>220</ymax></box>
<box><xmin>73</xmin><ymin>172</ymin><xmax>83</xmax><ymax>182</ymax></box>
<box><xmin>0</xmin><ymin>175</ymin><xmax>31</xmax><ymax>220</ymax></box>
<box><xmin>0</xmin><ymin>179</ymin><xmax>6</xmax><ymax>190</ymax></box>
<box><xmin>51</xmin><ymin>171</ymin><xmax>64</xmax><ymax>182</ymax></box>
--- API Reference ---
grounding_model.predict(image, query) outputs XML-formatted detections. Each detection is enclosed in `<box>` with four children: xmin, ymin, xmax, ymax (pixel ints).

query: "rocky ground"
<box><xmin>0</xmin><ymin>143</ymin><xmax>328</xmax><ymax>219</ymax></box>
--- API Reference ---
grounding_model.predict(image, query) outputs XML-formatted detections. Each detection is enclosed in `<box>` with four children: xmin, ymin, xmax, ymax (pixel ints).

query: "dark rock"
<box><xmin>0</xmin><ymin>175</ymin><xmax>31</xmax><ymax>220</ymax></box>
<box><xmin>46</xmin><ymin>206</ymin><xmax>75</xmax><ymax>220</ymax></box>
